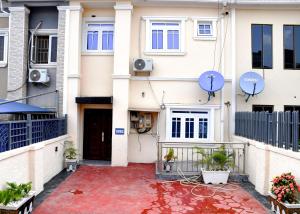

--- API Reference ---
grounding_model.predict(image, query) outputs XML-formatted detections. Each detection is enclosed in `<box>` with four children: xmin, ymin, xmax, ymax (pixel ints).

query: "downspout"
<box><xmin>220</xmin><ymin>15</ymin><xmax>225</xmax><ymax>142</ymax></box>
<box><xmin>231</xmin><ymin>7</ymin><xmax>236</xmax><ymax>140</ymax></box>
<box><xmin>63</xmin><ymin>9</ymin><xmax>70</xmax><ymax>115</ymax></box>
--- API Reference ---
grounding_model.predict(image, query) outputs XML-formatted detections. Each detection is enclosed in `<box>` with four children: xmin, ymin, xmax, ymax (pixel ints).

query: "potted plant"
<box><xmin>64</xmin><ymin>141</ymin><xmax>78</xmax><ymax>172</ymax></box>
<box><xmin>269</xmin><ymin>172</ymin><xmax>300</xmax><ymax>214</ymax></box>
<box><xmin>163</xmin><ymin>148</ymin><xmax>177</xmax><ymax>172</ymax></box>
<box><xmin>196</xmin><ymin>145</ymin><xmax>234</xmax><ymax>184</ymax></box>
<box><xmin>0</xmin><ymin>182</ymin><xmax>35</xmax><ymax>214</ymax></box>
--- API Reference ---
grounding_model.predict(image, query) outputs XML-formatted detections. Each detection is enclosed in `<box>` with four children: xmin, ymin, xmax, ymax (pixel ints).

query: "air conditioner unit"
<box><xmin>29</xmin><ymin>69</ymin><xmax>50</xmax><ymax>83</ymax></box>
<box><xmin>133</xmin><ymin>58</ymin><xmax>153</xmax><ymax>72</ymax></box>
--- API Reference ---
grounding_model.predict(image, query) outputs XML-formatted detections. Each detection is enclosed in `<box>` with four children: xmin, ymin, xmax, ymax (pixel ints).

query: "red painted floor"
<box><xmin>34</xmin><ymin>164</ymin><xmax>268</xmax><ymax>214</ymax></box>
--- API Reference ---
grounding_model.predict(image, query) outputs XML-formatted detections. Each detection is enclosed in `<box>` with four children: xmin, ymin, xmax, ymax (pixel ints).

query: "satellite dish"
<box><xmin>239</xmin><ymin>71</ymin><xmax>265</xmax><ymax>102</ymax></box>
<box><xmin>198</xmin><ymin>70</ymin><xmax>225</xmax><ymax>101</ymax></box>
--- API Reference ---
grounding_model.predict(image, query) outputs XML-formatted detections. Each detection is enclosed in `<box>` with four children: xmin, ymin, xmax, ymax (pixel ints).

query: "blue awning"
<box><xmin>0</xmin><ymin>99</ymin><xmax>54</xmax><ymax>114</ymax></box>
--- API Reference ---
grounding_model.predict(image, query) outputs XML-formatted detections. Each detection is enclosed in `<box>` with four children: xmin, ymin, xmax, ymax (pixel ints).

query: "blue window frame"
<box><xmin>198</xmin><ymin>23</ymin><xmax>212</xmax><ymax>36</ymax></box>
<box><xmin>172</xmin><ymin>118</ymin><xmax>181</xmax><ymax>138</ymax></box>
<box><xmin>87</xmin><ymin>31</ymin><xmax>98</xmax><ymax>50</ymax></box>
<box><xmin>85</xmin><ymin>23</ymin><xmax>114</xmax><ymax>52</ymax></box>
<box><xmin>150</xmin><ymin>22</ymin><xmax>181</xmax><ymax>51</ymax></box>
<box><xmin>185</xmin><ymin>118</ymin><xmax>194</xmax><ymax>138</ymax></box>
<box><xmin>199</xmin><ymin>118</ymin><xmax>208</xmax><ymax>139</ymax></box>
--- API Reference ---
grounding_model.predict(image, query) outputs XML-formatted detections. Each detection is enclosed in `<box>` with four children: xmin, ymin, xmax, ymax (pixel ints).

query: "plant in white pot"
<box><xmin>163</xmin><ymin>148</ymin><xmax>177</xmax><ymax>172</ymax></box>
<box><xmin>0</xmin><ymin>182</ymin><xmax>35</xmax><ymax>214</ymax></box>
<box><xmin>64</xmin><ymin>141</ymin><xmax>78</xmax><ymax>172</ymax></box>
<box><xmin>196</xmin><ymin>145</ymin><xmax>234</xmax><ymax>184</ymax></box>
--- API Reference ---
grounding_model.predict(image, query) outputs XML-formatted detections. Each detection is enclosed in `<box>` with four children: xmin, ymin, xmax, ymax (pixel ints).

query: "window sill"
<box><xmin>193</xmin><ymin>36</ymin><xmax>216</xmax><ymax>41</ymax></box>
<box><xmin>30</xmin><ymin>64</ymin><xmax>57</xmax><ymax>69</ymax></box>
<box><xmin>0</xmin><ymin>62</ymin><xmax>7</xmax><ymax>68</ymax></box>
<box><xmin>144</xmin><ymin>51</ymin><xmax>186</xmax><ymax>56</ymax></box>
<box><xmin>81</xmin><ymin>52</ymin><xmax>114</xmax><ymax>56</ymax></box>
<box><xmin>163</xmin><ymin>139</ymin><xmax>213</xmax><ymax>143</ymax></box>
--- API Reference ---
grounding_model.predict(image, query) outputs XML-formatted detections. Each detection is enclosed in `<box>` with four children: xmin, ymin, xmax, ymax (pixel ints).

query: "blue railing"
<box><xmin>0</xmin><ymin>117</ymin><xmax>67</xmax><ymax>153</ymax></box>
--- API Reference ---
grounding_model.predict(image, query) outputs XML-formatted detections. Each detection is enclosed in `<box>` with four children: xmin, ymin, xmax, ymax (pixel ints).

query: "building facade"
<box><xmin>0</xmin><ymin>0</ymin><xmax>300</xmax><ymax>166</ymax></box>
<box><xmin>0</xmin><ymin>0</ymin><xmax>68</xmax><ymax>115</ymax></box>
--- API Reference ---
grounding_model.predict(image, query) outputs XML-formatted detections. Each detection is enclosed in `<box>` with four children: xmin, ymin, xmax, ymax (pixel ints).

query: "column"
<box><xmin>56</xmin><ymin>8</ymin><xmax>66</xmax><ymax>116</ymax></box>
<box><xmin>7</xmin><ymin>7</ymin><xmax>30</xmax><ymax>101</ymax></box>
<box><xmin>58</xmin><ymin>5</ymin><xmax>83</xmax><ymax>149</ymax></box>
<box><xmin>111</xmin><ymin>2</ymin><xmax>133</xmax><ymax>166</ymax></box>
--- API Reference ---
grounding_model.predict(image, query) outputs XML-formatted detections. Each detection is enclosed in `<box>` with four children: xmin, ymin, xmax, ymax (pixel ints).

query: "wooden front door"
<box><xmin>83</xmin><ymin>109</ymin><xmax>112</xmax><ymax>161</ymax></box>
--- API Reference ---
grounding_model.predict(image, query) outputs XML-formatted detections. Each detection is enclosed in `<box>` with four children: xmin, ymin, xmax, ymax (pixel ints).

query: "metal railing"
<box><xmin>0</xmin><ymin>116</ymin><xmax>67</xmax><ymax>153</ymax></box>
<box><xmin>156</xmin><ymin>142</ymin><xmax>246</xmax><ymax>176</ymax></box>
<box><xmin>235</xmin><ymin>111</ymin><xmax>299</xmax><ymax>152</ymax></box>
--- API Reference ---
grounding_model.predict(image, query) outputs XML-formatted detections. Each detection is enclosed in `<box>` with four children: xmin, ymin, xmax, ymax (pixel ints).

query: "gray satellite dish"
<box><xmin>239</xmin><ymin>71</ymin><xmax>265</xmax><ymax>102</ymax></box>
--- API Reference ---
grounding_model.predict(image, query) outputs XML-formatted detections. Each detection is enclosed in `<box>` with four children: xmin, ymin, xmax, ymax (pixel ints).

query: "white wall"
<box><xmin>0</xmin><ymin>135</ymin><xmax>69</xmax><ymax>195</ymax></box>
<box><xmin>234</xmin><ymin>136</ymin><xmax>300</xmax><ymax>196</ymax></box>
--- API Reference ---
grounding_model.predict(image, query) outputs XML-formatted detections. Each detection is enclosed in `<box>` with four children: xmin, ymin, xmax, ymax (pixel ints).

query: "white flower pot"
<box><xmin>0</xmin><ymin>191</ymin><xmax>35</xmax><ymax>211</ymax></box>
<box><xmin>65</xmin><ymin>159</ymin><xmax>78</xmax><ymax>172</ymax></box>
<box><xmin>201</xmin><ymin>169</ymin><xmax>230</xmax><ymax>184</ymax></box>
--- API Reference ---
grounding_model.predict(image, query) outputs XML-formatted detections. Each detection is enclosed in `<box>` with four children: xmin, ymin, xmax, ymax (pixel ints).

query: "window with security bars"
<box><xmin>32</xmin><ymin>35</ymin><xmax>57</xmax><ymax>64</ymax></box>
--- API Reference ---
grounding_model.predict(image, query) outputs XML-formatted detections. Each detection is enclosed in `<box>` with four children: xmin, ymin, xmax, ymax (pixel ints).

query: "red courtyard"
<box><xmin>34</xmin><ymin>164</ymin><xmax>268</xmax><ymax>214</ymax></box>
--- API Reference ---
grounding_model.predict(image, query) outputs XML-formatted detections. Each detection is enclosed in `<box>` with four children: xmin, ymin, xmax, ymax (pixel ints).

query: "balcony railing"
<box><xmin>156</xmin><ymin>142</ymin><xmax>247</xmax><ymax>176</ymax></box>
<box><xmin>0</xmin><ymin>116</ymin><xmax>67</xmax><ymax>153</ymax></box>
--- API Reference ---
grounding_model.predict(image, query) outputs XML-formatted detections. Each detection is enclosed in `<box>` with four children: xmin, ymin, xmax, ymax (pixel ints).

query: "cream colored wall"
<box><xmin>130</xmin><ymin>7</ymin><xmax>223</xmax><ymax>77</ymax></box>
<box><xmin>236</xmin><ymin>9</ymin><xmax>300</xmax><ymax>112</ymax></box>
<box><xmin>0</xmin><ymin>17</ymin><xmax>9</xmax><ymax>99</ymax></box>
<box><xmin>80</xmin><ymin>8</ymin><xmax>115</xmax><ymax>97</ymax></box>
<box><xmin>234</xmin><ymin>136</ymin><xmax>300</xmax><ymax>196</ymax></box>
<box><xmin>0</xmin><ymin>135</ymin><xmax>69</xmax><ymax>194</ymax></box>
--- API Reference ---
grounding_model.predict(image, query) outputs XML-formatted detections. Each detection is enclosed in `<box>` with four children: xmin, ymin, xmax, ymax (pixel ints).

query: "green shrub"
<box><xmin>196</xmin><ymin>145</ymin><xmax>235</xmax><ymax>171</ymax></box>
<box><xmin>0</xmin><ymin>182</ymin><xmax>32</xmax><ymax>206</ymax></box>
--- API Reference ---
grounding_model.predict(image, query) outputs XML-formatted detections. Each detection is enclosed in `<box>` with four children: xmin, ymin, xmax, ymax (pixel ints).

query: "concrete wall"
<box><xmin>235</xmin><ymin>9</ymin><xmax>300</xmax><ymax>111</ymax></box>
<box><xmin>234</xmin><ymin>136</ymin><xmax>300</xmax><ymax>196</ymax></box>
<box><xmin>0</xmin><ymin>17</ymin><xmax>9</xmax><ymax>99</ymax></box>
<box><xmin>0</xmin><ymin>135</ymin><xmax>68</xmax><ymax>194</ymax></box>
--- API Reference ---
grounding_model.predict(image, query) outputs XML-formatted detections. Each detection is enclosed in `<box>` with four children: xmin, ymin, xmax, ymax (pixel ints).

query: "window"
<box><xmin>31</xmin><ymin>34</ymin><xmax>57</xmax><ymax>64</ymax></box>
<box><xmin>252</xmin><ymin>105</ymin><xmax>274</xmax><ymax>113</ymax></box>
<box><xmin>252</xmin><ymin>24</ymin><xmax>273</xmax><ymax>69</ymax></box>
<box><xmin>150</xmin><ymin>22</ymin><xmax>180</xmax><ymax>51</ymax></box>
<box><xmin>193</xmin><ymin>18</ymin><xmax>217</xmax><ymax>40</ymax></box>
<box><xmin>284</xmin><ymin>25</ymin><xmax>300</xmax><ymax>69</ymax></box>
<box><xmin>0</xmin><ymin>30</ymin><xmax>8</xmax><ymax>67</ymax></box>
<box><xmin>83</xmin><ymin>22</ymin><xmax>114</xmax><ymax>53</ymax></box>
<box><xmin>169</xmin><ymin>110</ymin><xmax>210</xmax><ymax>141</ymax></box>
<box><xmin>144</xmin><ymin>17</ymin><xmax>186</xmax><ymax>54</ymax></box>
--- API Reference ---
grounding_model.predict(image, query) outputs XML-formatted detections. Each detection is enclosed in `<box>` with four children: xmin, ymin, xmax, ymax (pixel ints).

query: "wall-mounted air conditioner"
<box><xmin>29</xmin><ymin>69</ymin><xmax>50</xmax><ymax>83</ymax></box>
<box><xmin>133</xmin><ymin>58</ymin><xmax>153</xmax><ymax>72</ymax></box>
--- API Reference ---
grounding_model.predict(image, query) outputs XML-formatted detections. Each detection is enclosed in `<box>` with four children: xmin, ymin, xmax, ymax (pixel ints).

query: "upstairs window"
<box><xmin>251</xmin><ymin>24</ymin><xmax>273</xmax><ymax>69</ymax></box>
<box><xmin>198</xmin><ymin>22</ymin><xmax>212</xmax><ymax>36</ymax></box>
<box><xmin>151</xmin><ymin>22</ymin><xmax>180</xmax><ymax>51</ymax></box>
<box><xmin>143</xmin><ymin>17</ymin><xmax>186</xmax><ymax>54</ymax></box>
<box><xmin>0</xmin><ymin>30</ymin><xmax>8</xmax><ymax>67</ymax></box>
<box><xmin>83</xmin><ymin>23</ymin><xmax>114</xmax><ymax>53</ymax></box>
<box><xmin>31</xmin><ymin>34</ymin><xmax>57</xmax><ymax>65</ymax></box>
<box><xmin>193</xmin><ymin>18</ymin><xmax>217</xmax><ymax>40</ymax></box>
<box><xmin>284</xmin><ymin>25</ymin><xmax>300</xmax><ymax>69</ymax></box>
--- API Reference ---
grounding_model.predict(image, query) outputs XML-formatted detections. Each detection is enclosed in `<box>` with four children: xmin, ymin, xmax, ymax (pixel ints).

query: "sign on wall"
<box><xmin>115</xmin><ymin>128</ymin><xmax>125</xmax><ymax>135</ymax></box>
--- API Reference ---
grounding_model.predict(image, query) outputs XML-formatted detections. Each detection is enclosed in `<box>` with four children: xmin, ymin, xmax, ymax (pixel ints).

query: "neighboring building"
<box><xmin>21</xmin><ymin>0</ymin><xmax>300</xmax><ymax>166</ymax></box>
<box><xmin>1</xmin><ymin>0</ymin><xmax>68</xmax><ymax>115</ymax></box>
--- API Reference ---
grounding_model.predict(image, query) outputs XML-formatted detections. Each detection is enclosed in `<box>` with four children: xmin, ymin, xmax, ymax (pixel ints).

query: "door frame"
<box><xmin>82</xmin><ymin>108</ymin><xmax>113</xmax><ymax>161</ymax></box>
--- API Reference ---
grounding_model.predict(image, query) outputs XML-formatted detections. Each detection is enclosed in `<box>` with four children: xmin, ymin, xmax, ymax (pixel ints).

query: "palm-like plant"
<box><xmin>196</xmin><ymin>145</ymin><xmax>235</xmax><ymax>171</ymax></box>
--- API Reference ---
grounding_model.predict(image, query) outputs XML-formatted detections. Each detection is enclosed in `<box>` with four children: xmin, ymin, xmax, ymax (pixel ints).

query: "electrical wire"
<box><xmin>160</xmin><ymin>168</ymin><xmax>240</xmax><ymax>199</ymax></box>
<box><xmin>212</xmin><ymin>0</ymin><xmax>221</xmax><ymax>71</ymax></box>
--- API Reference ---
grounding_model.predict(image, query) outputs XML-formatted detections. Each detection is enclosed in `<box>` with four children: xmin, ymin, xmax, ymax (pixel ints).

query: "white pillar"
<box><xmin>111</xmin><ymin>2</ymin><xmax>133</xmax><ymax>166</ymax></box>
<box><xmin>58</xmin><ymin>5</ymin><xmax>83</xmax><ymax>149</ymax></box>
